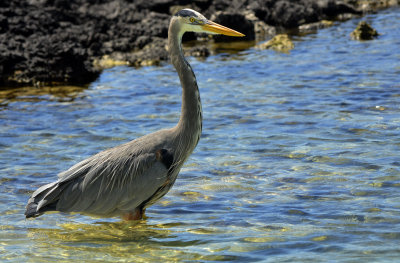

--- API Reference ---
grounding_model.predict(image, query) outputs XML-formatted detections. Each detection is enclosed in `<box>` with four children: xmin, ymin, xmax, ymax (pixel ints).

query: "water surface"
<box><xmin>1</xmin><ymin>8</ymin><xmax>400</xmax><ymax>262</ymax></box>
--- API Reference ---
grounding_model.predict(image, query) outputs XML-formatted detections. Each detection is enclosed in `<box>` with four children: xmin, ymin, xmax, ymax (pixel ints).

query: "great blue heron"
<box><xmin>25</xmin><ymin>9</ymin><xmax>244</xmax><ymax>220</ymax></box>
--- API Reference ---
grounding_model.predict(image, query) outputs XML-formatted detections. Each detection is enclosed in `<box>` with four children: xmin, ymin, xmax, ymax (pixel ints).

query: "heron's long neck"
<box><xmin>169</xmin><ymin>27</ymin><xmax>202</xmax><ymax>152</ymax></box>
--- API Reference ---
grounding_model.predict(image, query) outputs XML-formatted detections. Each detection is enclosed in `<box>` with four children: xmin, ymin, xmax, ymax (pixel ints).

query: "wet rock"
<box><xmin>186</xmin><ymin>46</ymin><xmax>211</xmax><ymax>58</ymax></box>
<box><xmin>256</xmin><ymin>34</ymin><xmax>294</xmax><ymax>53</ymax></box>
<box><xmin>299</xmin><ymin>20</ymin><xmax>335</xmax><ymax>33</ymax></box>
<box><xmin>93</xmin><ymin>55</ymin><xmax>129</xmax><ymax>69</ymax></box>
<box><xmin>350</xmin><ymin>21</ymin><xmax>379</xmax><ymax>40</ymax></box>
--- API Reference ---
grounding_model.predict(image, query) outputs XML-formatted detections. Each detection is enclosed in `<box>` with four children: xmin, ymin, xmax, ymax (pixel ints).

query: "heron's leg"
<box><xmin>122</xmin><ymin>208</ymin><xmax>145</xmax><ymax>221</ymax></box>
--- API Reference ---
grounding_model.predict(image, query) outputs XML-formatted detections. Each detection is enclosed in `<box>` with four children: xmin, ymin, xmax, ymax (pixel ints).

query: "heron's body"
<box><xmin>25</xmin><ymin>9</ymin><xmax>243</xmax><ymax>220</ymax></box>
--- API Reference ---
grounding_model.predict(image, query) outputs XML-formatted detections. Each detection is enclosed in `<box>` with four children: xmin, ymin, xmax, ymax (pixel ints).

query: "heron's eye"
<box><xmin>189</xmin><ymin>17</ymin><xmax>195</xmax><ymax>23</ymax></box>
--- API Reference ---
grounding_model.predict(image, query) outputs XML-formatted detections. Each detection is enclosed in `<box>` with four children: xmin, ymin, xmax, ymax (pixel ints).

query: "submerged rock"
<box><xmin>350</xmin><ymin>21</ymin><xmax>379</xmax><ymax>40</ymax></box>
<box><xmin>349</xmin><ymin>0</ymin><xmax>399</xmax><ymax>12</ymax></box>
<box><xmin>256</xmin><ymin>34</ymin><xmax>294</xmax><ymax>53</ymax></box>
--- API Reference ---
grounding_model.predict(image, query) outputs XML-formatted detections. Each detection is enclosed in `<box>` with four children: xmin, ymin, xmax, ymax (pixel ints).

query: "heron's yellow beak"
<box><xmin>201</xmin><ymin>21</ymin><xmax>245</xmax><ymax>37</ymax></box>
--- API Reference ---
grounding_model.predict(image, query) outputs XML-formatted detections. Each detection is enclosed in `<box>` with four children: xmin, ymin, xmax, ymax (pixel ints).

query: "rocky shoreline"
<box><xmin>0</xmin><ymin>0</ymin><xmax>398</xmax><ymax>87</ymax></box>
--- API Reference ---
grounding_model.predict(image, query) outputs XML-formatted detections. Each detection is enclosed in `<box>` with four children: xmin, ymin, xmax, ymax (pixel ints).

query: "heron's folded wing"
<box><xmin>54</xmin><ymin>149</ymin><xmax>170</xmax><ymax>215</ymax></box>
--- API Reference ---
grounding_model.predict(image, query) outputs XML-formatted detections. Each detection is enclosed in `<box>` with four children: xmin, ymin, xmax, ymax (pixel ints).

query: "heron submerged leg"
<box><xmin>122</xmin><ymin>208</ymin><xmax>145</xmax><ymax>221</ymax></box>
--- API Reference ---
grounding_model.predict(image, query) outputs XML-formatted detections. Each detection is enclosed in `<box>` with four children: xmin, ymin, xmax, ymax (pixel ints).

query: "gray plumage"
<box><xmin>25</xmin><ymin>9</ymin><xmax>244</xmax><ymax>220</ymax></box>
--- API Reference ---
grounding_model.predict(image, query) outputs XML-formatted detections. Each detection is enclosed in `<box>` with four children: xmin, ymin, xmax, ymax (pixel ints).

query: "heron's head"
<box><xmin>172</xmin><ymin>9</ymin><xmax>245</xmax><ymax>37</ymax></box>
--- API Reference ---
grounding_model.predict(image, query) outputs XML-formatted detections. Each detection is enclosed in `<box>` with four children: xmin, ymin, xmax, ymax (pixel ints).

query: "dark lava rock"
<box><xmin>248</xmin><ymin>0</ymin><xmax>361</xmax><ymax>28</ymax></box>
<box><xmin>0</xmin><ymin>0</ymin><xmax>365</xmax><ymax>87</ymax></box>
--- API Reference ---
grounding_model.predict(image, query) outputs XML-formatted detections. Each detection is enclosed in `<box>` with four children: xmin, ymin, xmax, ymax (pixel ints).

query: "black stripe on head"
<box><xmin>174</xmin><ymin>9</ymin><xmax>196</xmax><ymax>18</ymax></box>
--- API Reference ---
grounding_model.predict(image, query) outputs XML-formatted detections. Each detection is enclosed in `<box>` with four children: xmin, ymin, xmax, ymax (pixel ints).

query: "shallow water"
<box><xmin>1</xmin><ymin>7</ymin><xmax>400</xmax><ymax>262</ymax></box>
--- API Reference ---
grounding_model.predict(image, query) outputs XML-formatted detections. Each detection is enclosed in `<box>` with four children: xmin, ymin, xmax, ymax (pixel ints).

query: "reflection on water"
<box><xmin>22</xmin><ymin>219</ymin><xmax>297</xmax><ymax>261</ymax></box>
<box><xmin>0</xmin><ymin>86</ymin><xmax>87</xmax><ymax>107</ymax></box>
<box><xmin>26</xmin><ymin>221</ymin><xmax>209</xmax><ymax>261</ymax></box>
<box><xmin>28</xmin><ymin>221</ymin><xmax>167</xmax><ymax>243</ymax></box>
<box><xmin>1</xmin><ymin>7</ymin><xmax>400</xmax><ymax>263</ymax></box>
